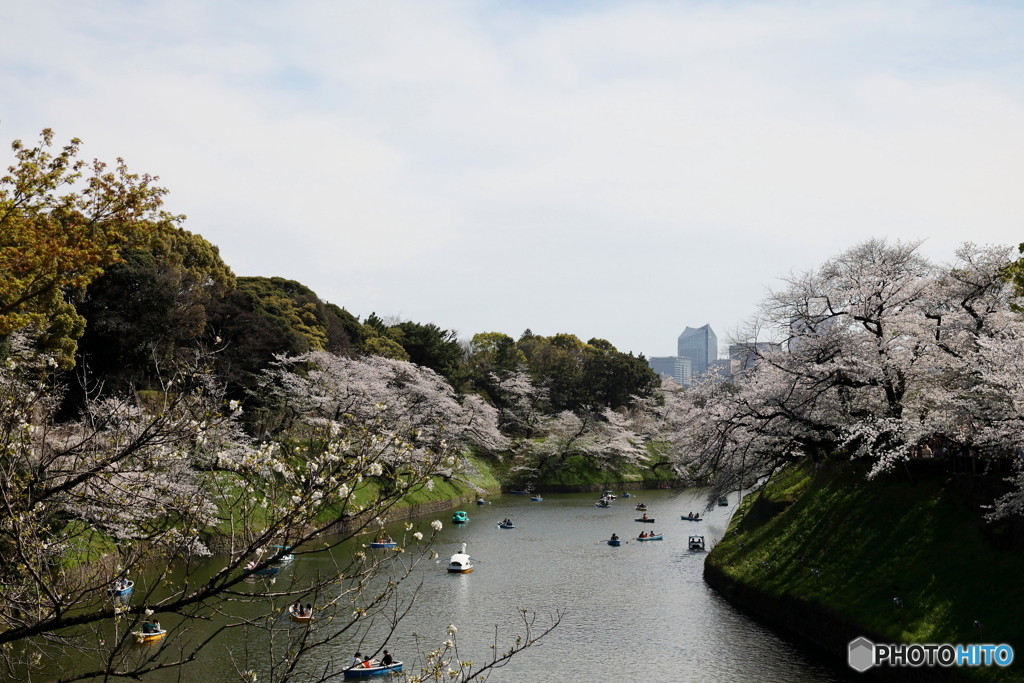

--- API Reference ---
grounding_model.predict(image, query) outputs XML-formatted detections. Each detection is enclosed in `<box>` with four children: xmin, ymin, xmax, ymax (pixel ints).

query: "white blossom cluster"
<box><xmin>639</xmin><ymin>240</ymin><xmax>1024</xmax><ymax>515</ymax></box>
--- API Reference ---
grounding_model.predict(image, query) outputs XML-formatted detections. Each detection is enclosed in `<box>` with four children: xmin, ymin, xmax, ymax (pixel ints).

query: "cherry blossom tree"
<box><xmin>0</xmin><ymin>344</ymin><xmax>554</xmax><ymax>683</ymax></box>
<box><xmin>650</xmin><ymin>240</ymin><xmax>1024</xmax><ymax>508</ymax></box>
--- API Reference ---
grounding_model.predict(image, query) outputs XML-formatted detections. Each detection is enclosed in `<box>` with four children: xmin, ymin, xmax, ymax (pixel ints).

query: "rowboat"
<box><xmin>369</xmin><ymin>541</ymin><xmax>397</xmax><ymax>549</ymax></box>
<box><xmin>247</xmin><ymin>561</ymin><xmax>281</xmax><ymax>576</ymax></box>
<box><xmin>718</xmin><ymin>496</ymin><xmax>729</xmax><ymax>506</ymax></box>
<box><xmin>476</xmin><ymin>498</ymin><xmax>486</xmax><ymax>505</ymax></box>
<box><xmin>637</xmin><ymin>534</ymin><xmax>664</xmax><ymax>541</ymax></box>
<box><xmin>602</xmin><ymin>491</ymin><xmax>616</xmax><ymax>500</ymax></box>
<box><xmin>509</xmin><ymin>490</ymin><xmax>531</xmax><ymax>495</ymax></box>
<box><xmin>688</xmin><ymin>535</ymin><xmax>706</xmax><ymax>551</ymax></box>
<box><xmin>607</xmin><ymin>539</ymin><xmax>621</xmax><ymax>547</ymax></box>
<box><xmin>132</xmin><ymin>627</ymin><xmax>166</xmax><ymax>644</ymax></box>
<box><xmin>621</xmin><ymin>492</ymin><xmax>632</xmax><ymax>498</ymax></box>
<box><xmin>271</xmin><ymin>546</ymin><xmax>295</xmax><ymax>564</ymax></box>
<box><xmin>289</xmin><ymin>604</ymin><xmax>314</xmax><ymax>623</ymax></box>
<box><xmin>452</xmin><ymin>511</ymin><xmax>469</xmax><ymax>523</ymax></box>
<box><xmin>635</xmin><ymin>504</ymin><xmax>647</xmax><ymax>511</ymax></box>
<box><xmin>531</xmin><ymin>496</ymin><xmax>544</xmax><ymax>501</ymax></box>
<box><xmin>635</xmin><ymin>517</ymin><xmax>655</xmax><ymax>523</ymax></box>
<box><xmin>659</xmin><ymin>484</ymin><xmax>671</xmax><ymax>489</ymax></box>
<box><xmin>343</xmin><ymin>662</ymin><xmax>403</xmax><ymax>678</ymax></box>
<box><xmin>246</xmin><ymin>561</ymin><xmax>280</xmax><ymax>577</ymax></box>
<box><xmin>447</xmin><ymin>543</ymin><xmax>473</xmax><ymax>573</ymax></box>
<box><xmin>108</xmin><ymin>580</ymin><xmax>134</xmax><ymax>597</ymax></box>
<box><xmin>595</xmin><ymin>501</ymin><xmax>611</xmax><ymax>508</ymax></box>
<box><xmin>680</xmin><ymin>515</ymin><xmax>703</xmax><ymax>522</ymax></box>
<box><xmin>498</xmin><ymin>523</ymin><xmax>515</xmax><ymax>529</ymax></box>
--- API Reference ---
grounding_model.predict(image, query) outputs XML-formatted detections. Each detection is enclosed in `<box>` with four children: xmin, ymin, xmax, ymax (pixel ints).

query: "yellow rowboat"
<box><xmin>132</xmin><ymin>628</ymin><xmax>166</xmax><ymax>644</ymax></box>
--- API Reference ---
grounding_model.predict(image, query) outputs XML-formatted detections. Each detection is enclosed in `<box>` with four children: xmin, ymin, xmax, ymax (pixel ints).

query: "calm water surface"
<box><xmin>108</xmin><ymin>490</ymin><xmax>859</xmax><ymax>682</ymax></box>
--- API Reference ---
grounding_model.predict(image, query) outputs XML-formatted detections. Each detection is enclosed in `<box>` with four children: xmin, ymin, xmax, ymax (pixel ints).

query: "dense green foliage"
<box><xmin>710</xmin><ymin>462</ymin><xmax>1024</xmax><ymax>682</ymax></box>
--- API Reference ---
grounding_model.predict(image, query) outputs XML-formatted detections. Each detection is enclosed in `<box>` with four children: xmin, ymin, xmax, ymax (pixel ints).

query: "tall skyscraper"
<box><xmin>678</xmin><ymin>325</ymin><xmax>717</xmax><ymax>378</ymax></box>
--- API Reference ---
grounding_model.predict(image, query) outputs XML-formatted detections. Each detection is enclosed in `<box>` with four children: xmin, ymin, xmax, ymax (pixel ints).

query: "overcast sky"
<box><xmin>4</xmin><ymin>1</ymin><xmax>1024</xmax><ymax>357</ymax></box>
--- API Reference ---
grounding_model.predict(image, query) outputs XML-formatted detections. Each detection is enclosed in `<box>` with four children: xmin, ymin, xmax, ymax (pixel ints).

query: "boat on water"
<box><xmin>476</xmin><ymin>498</ymin><xmax>487</xmax><ymax>505</ymax></box>
<box><xmin>108</xmin><ymin>579</ymin><xmax>134</xmax><ymax>597</ymax></box>
<box><xmin>621</xmin><ymin>492</ymin><xmax>632</xmax><ymax>498</ymax></box>
<box><xmin>498</xmin><ymin>522</ymin><xmax>515</xmax><ymax>529</ymax></box>
<box><xmin>680</xmin><ymin>515</ymin><xmax>703</xmax><ymax>522</ymax></box>
<box><xmin>452</xmin><ymin>511</ymin><xmax>469</xmax><ymax>523</ymax></box>
<box><xmin>607</xmin><ymin>539</ymin><xmax>621</xmax><ymax>547</ymax></box>
<box><xmin>132</xmin><ymin>625</ymin><xmax>166</xmax><ymax>644</ymax></box>
<box><xmin>688</xmin><ymin>535</ymin><xmax>706</xmax><ymax>551</ymax></box>
<box><xmin>344</xmin><ymin>662</ymin><xmax>404</xmax><ymax>679</ymax></box>
<box><xmin>637</xmin><ymin>534</ymin><xmax>664</xmax><ymax>541</ymax></box>
<box><xmin>718</xmin><ymin>496</ymin><xmax>729</xmax><ymax>506</ymax></box>
<box><xmin>246</xmin><ymin>561</ymin><xmax>281</xmax><ymax>576</ymax></box>
<box><xmin>595</xmin><ymin>501</ymin><xmax>611</xmax><ymax>508</ymax></box>
<box><xmin>635</xmin><ymin>516</ymin><xmax>655</xmax><ymax>523</ymax></box>
<box><xmin>659</xmin><ymin>483</ymin><xmax>671</xmax><ymax>489</ymax></box>
<box><xmin>369</xmin><ymin>541</ymin><xmax>398</xmax><ymax>549</ymax></box>
<box><xmin>602</xmin><ymin>491</ymin><xmax>616</xmax><ymax>500</ymax></box>
<box><xmin>446</xmin><ymin>543</ymin><xmax>474</xmax><ymax>573</ymax></box>
<box><xmin>635</xmin><ymin>503</ymin><xmax>647</xmax><ymax>511</ymax></box>
<box><xmin>531</xmin><ymin>495</ymin><xmax>544</xmax><ymax>501</ymax></box>
<box><xmin>271</xmin><ymin>546</ymin><xmax>295</xmax><ymax>564</ymax></box>
<box><xmin>509</xmin><ymin>489</ymin><xmax>532</xmax><ymax>495</ymax></box>
<box><xmin>289</xmin><ymin>604</ymin><xmax>314</xmax><ymax>623</ymax></box>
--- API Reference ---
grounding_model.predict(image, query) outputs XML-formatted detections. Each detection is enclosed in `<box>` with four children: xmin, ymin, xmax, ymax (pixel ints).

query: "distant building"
<box><xmin>678</xmin><ymin>325</ymin><xmax>718</xmax><ymax>378</ymax></box>
<box><xmin>648</xmin><ymin>356</ymin><xmax>692</xmax><ymax>386</ymax></box>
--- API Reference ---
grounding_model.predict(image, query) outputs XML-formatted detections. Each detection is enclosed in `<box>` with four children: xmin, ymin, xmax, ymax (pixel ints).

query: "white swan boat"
<box><xmin>446</xmin><ymin>543</ymin><xmax>474</xmax><ymax>573</ymax></box>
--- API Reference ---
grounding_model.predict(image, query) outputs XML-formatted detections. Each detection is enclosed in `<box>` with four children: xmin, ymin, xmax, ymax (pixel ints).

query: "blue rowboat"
<box><xmin>108</xmin><ymin>580</ymin><xmax>134</xmax><ymax>597</ymax></box>
<box><xmin>344</xmin><ymin>662</ymin><xmax>403</xmax><ymax>679</ymax></box>
<box><xmin>637</xmin><ymin>534</ymin><xmax>664</xmax><ymax>541</ymax></box>
<box><xmin>531</xmin><ymin>496</ymin><xmax>544</xmax><ymax>501</ymax></box>
<box><xmin>369</xmin><ymin>542</ymin><xmax>397</xmax><ymax>549</ymax></box>
<box><xmin>509</xmin><ymin>490</ymin><xmax>531</xmax><ymax>495</ymax></box>
<box><xmin>595</xmin><ymin>502</ymin><xmax>611</xmax><ymax>508</ymax></box>
<box><xmin>621</xmin><ymin>492</ymin><xmax>632</xmax><ymax>498</ymax></box>
<box><xmin>607</xmin><ymin>539</ymin><xmax>621</xmax><ymax>546</ymax></box>
<box><xmin>452</xmin><ymin>511</ymin><xmax>469</xmax><ymax>523</ymax></box>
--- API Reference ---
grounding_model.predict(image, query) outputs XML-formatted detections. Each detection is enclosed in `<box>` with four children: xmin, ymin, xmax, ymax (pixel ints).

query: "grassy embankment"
<box><xmin>708</xmin><ymin>460</ymin><xmax>1024</xmax><ymax>681</ymax></box>
<box><xmin>492</xmin><ymin>441</ymin><xmax>674</xmax><ymax>490</ymax></box>
<box><xmin>208</xmin><ymin>452</ymin><xmax>502</xmax><ymax>539</ymax></box>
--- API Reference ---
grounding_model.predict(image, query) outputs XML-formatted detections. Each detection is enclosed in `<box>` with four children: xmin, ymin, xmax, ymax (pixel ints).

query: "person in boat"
<box><xmin>153</xmin><ymin>620</ymin><xmax>161</xmax><ymax>633</ymax></box>
<box><xmin>381</xmin><ymin>650</ymin><xmax>393</xmax><ymax>666</ymax></box>
<box><xmin>640</xmin><ymin>531</ymin><xmax>647</xmax><ymax>538</ymax></box>
<box><xmin>349</xmin><ymin>653</ymin><xmax>362</xmax><ymax>669</ymax></box>
<box><xmin>362</xmin><ymin>655</ymin><xmax>375</xmax><ymax>668</ymax></box>
<box><xmin>610</xmin><ymin>533</ymin><xmax>619</xmax><ymax>541</ymax></box>
<box><xmin>305</xmin><ymin>603</ymin><xmax>313</xmax><ymax>617</ymax></box>
<box><xmin>642</xmin><ymin>513</ymin><xmax>648</xmax><ymax>519</ymax></box>
<box><xmin>292</xmin><ymin>600</ymin><xmax>302</xmax><ymax>614</ymax></box>
<box><xmin>141</xmin><ymin>621</ymin><xmax>155</xmax><ymax>634</ymax></box>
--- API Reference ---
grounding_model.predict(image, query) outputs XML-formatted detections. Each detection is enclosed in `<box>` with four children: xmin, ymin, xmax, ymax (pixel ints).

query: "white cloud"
<box><xmin>3</xmin><ymin>0</ymin><xmax>1024</xmax><ymax>354</ymax></box>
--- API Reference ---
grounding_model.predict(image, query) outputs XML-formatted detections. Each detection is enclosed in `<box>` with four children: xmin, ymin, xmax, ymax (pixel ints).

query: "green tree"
<box><xmin>73</xmin><ymin>227</ymin><xmax>235</xmax><ymax>392</ymax></box>
<box><xmin>0</xmin><ymin>130</ymin><xmax>179</xmax><ymax>365</ymax></box>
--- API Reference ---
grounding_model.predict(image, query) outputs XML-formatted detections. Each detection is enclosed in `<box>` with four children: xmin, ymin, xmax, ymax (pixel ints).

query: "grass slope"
<box><xmin>708</xmin><ymin>460</ymin><xmax>1024</xmax><ymax>682</ymax></box>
